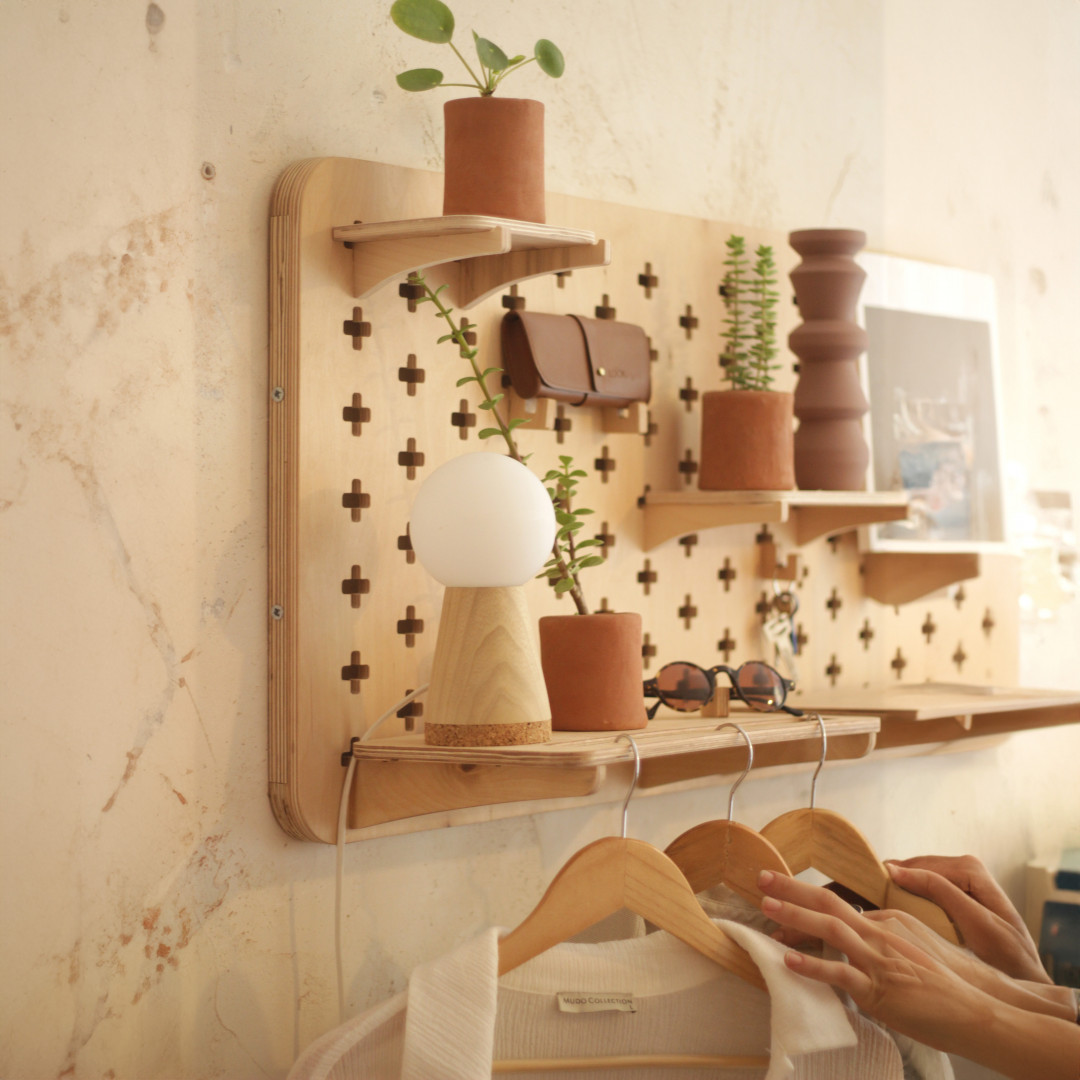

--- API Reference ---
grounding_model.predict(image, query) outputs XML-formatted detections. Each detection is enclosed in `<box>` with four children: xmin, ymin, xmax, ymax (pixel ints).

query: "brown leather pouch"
<box><xmin>501</xmin><ymin>311</ymin><xmax>651</xmax><ymax>407</ymax></box>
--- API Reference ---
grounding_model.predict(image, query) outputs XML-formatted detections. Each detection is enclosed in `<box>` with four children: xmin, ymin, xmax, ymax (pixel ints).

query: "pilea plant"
<box><xmin>409</xmin><ymin>272</ymin><xmax>599</xmax><ymax>614</ymax></box>
<box><xmin>391</xmin><ymin>0</ymin><xmax>565</xmax><ymax>96</ymax></box>
<box><xmin>720</xmin><ymin>235</ymin><xmax>780</xmax><ymax>391</ymax></box>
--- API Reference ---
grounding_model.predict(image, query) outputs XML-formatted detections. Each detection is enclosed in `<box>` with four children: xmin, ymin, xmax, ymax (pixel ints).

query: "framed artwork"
<box><xmin>857</xmin><ymin>252</ymin><xmax>1009</xmax><ymax>553</ymax></box>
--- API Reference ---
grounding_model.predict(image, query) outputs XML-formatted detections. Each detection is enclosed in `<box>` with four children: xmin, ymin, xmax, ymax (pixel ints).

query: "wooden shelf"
<box><xmin>347</xmin><ymin>714</ymin><xmax>880</xmax><ymax>836</ymax></box>
<box><xmin>332</xmin><ymin>215</ymin><xmax>610</xmax><ymax>309</ymax></box>
<box><xmin>862</xmin><ymin>550</ymin><xmax>982</xmax><ymax>605</ymax></box>
<box><xmin>640</xmin><ymin>490</ymin><xmax>910</xmax><ymax>551</ymax></box>
<box><xmin>793</xmin><ymin>684</ymin><xmax>1080</xmax><ymax>750</ymax></box>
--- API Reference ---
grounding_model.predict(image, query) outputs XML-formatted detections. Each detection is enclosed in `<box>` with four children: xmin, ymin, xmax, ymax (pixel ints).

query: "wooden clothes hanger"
<box><xmin>759</xmin><ymin>715</ymin><xmax>959</xmax><ymax>944</ymax></box>
<box><xmin>665</xmin><ymin>722</ymin><xmax>792</xmax><ymax>905</ymax></box>
<box><xmin>493</xmin><ymin>735</ymin><xmax>770</xmax><ymax>1072</ymax></box>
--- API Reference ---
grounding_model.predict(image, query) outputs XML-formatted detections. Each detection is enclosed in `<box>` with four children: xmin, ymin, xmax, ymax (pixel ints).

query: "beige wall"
<box><xmin>2</xmin><ymin>2</ymin><xmax>1078</xmax><ymax>1077</ymax></box>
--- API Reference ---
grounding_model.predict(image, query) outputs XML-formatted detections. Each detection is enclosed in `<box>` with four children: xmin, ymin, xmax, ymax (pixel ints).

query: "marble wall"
<box><xmin>1</xmin><ymin>1</ymin><xmax>1078</xmax><ymax>1077</ymax></box>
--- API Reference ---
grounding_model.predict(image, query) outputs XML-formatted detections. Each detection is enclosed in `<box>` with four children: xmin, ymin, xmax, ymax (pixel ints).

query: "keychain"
<box><xmin>762</xmin><ymin>582</ymin><xmax>800</xmax><ymax>684</ymax></box>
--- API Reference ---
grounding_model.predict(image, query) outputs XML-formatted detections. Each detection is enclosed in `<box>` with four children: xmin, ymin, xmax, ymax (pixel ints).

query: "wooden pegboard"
<box><xmin>268</xmin><ymin>158</ymin><xmax>1018</xmax><ymax>841</ymax></box>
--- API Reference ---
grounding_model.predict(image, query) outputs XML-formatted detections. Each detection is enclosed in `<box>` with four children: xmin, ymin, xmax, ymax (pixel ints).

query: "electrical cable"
<box><xmin>334</xmin><ymin>683</ymin><xmax>429</xmax><ymax>1024</ymax></box>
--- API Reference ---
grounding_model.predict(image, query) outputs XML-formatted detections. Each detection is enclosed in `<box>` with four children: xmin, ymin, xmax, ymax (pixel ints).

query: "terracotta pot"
<box><xmin>788</xmin><ymin>228</ymin><xmax>870</xmax><ymax>490</ymax></box>
<box><xmin>538</xmin><ymin>612</ymin><xmax>646</xmax><ymax>732</ymax></box>
<box><xmin>698</xmin><ymin>390</ymin><xmax>795</xmax><ymax>491</ymax></box>
<box><xmin>443</xmin><ymin>97</ymin><xmax>545</xmax><ymax>223</ymax></box>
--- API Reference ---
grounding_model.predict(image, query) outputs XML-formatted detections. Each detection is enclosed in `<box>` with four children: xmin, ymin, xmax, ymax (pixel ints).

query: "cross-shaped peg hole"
<box><xmin>341</xmin><ymin>651</ymin><xmax>369</xmax><ymax>694</ymax></box>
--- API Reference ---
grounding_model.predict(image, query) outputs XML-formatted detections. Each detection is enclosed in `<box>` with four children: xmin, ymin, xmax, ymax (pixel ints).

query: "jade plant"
<box><xmin>409</xmin><ymin>271</ymin><xmax>599</xmax><ymax>614</ymax></box>
<box><xmin>538</xmin><ymin>458</ymin><xmax>604</xmax><ymax>600</ymax></box>
<box><xmin>390</xmin><ymin>0</ymin><xmax>565</xmax><ymax>96</ymax></box>
<box><xmin>720</xmin><ymin>236</ymin><xmax>780</xmax><ymax>391</ymax></box>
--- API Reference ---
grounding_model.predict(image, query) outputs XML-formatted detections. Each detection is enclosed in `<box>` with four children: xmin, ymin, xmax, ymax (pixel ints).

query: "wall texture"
<box><xmin>1</xmin><ymin>1</ymin><xmax>1077</xmax><ymax>1077</ymax></box>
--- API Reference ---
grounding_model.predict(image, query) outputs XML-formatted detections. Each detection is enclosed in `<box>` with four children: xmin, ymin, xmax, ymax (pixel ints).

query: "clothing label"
<box><xmin>556</xmin><ymin>991</ymin><xmax>636</xmax><ymax>1014</ymax></box>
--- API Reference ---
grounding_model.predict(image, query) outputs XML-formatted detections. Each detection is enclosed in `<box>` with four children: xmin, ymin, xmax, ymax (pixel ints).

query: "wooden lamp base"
<box><xmin>424</xmin><ymin>586</ymin><xmax>552</xmax><ymax>746</ymax></box>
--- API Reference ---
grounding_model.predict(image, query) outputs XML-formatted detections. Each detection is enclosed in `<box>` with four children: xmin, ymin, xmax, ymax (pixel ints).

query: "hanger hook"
<box><xmin>807</xmin><ymin>713</ymin><xmax>826</xmax><ymax>809</ymax></box>
<box><xmin>713</xmin><ymin>722</ymin><xmax>753</xmax><ymax>820</ymax></box>
<box><xmin>615</xmin><ymin>733</ymin><xmax>641</xmax><ymax>839</ymax></box>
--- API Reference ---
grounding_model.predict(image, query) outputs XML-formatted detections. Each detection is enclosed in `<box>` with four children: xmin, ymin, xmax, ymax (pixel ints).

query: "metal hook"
<box><xmin>807</xmin><ymin>713</ymin><xmax>827</xmax><ymax>809</ymax></box>
<box><xmin>615</xmin><ymin>733</ymin><xmax>641</xmax><ymax>839</ymax></box>
<box><xmin>713</xmin><ymin>721</ymin><xmax>753</xmax><ymax>820</ymax></box>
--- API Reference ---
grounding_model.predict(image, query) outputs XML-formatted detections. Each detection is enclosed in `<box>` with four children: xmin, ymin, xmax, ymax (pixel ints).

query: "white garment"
<box><xmin>696</xmin><ymin>889</ymin><xmax>954</xmax><ymax>1080</ymax></box>
<box><xmin>289</xmin><ymin>918</ymin><xmax>905</xmax><ymax>1080</ymax></box>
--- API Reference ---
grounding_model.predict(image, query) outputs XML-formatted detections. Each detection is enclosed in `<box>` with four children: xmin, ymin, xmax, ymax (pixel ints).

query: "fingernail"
<box><xmin>886</xmin><ymin>862</ymin><xmax>906</xmax><ymax>878</ymax></box>
<box><xmin>761</xmin><ymin>896</ymin><xmax>782</xmax><ymax>914</ymax></box>
<box><xmin>785</xmin><ymin>950</ymin><xmax>804</xmax><ymax>968</ymax></box>
<box><xmin>758</xmin><ymin>870</ymin><xmax>775</xmax><ymax>887</ymax></box>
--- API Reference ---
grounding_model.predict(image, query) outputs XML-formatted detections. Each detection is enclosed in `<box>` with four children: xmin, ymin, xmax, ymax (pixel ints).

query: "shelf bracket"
<box><xmin>862</xmin><ymin>551</ymin><xmax>981</xmax><ymax>606</ymax></box>
<box><xmin>429</xmin><ymin>240</ymin><xmax>610</xmax><ymax>309</ymax></box>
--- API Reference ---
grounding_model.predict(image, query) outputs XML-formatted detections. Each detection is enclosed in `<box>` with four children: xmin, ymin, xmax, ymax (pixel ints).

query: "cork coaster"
<box><xmin>424</xmin><ymin>720</ymin><xmax>552</xmax><ymax>747</ymax></box>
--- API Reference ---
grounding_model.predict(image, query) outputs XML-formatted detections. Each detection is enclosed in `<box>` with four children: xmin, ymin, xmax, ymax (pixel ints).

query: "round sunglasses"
<box><xmin>643</xmin><ymin>660</ymin><xmax>802</xmax><ymax>720</ymax></box>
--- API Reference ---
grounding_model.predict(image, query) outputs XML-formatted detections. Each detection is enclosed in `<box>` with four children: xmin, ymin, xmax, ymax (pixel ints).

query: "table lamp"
<box><xmin>410</xmin><ymin>452</ymin><xmax>557</xmax><ymax>746</ymax></box>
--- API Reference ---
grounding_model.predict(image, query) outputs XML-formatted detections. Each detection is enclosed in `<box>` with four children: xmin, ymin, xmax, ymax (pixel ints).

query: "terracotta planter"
<box><xmin>698</xmin><ymin>390</ymin><xmax>795</xmax><ymax>491</ymax></box>
<box><xmin>538</xmin><ymin>612</ymin><xmax>646</xmax><ymax>732</ymax></box>
<box><xmin>443</xmin><ymin>97</ymin><xmax>545</xmax><ymax>223</ymax></box>
<box><xmin>788</xmin><ymin>228</ymin><xmax>870</xmax><ymax>490</ymax></box>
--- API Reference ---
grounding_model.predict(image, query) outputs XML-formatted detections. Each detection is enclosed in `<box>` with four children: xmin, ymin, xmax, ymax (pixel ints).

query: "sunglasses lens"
<box><xmin>656</xmin><ymin>663</ymin><xmax>712</xmax><ymax>711</ymax></box>
<box><xmin>736</xmin><ymin>662</ymin><xmax>785</xmax><ymax>711</ymax></box>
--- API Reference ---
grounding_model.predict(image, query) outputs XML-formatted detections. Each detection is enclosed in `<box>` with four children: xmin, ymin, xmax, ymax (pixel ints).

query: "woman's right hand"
<box><xmin>758</xmin><ymin>870</ymin><xmax>1080</xmax><ymax>1080</ymax></box>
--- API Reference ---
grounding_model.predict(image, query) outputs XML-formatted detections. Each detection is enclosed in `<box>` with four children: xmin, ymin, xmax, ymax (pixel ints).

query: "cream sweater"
<box><xmin>290</xmin><ymin>917</ymin><xmax>907</xmax><ymax>1080</ymax></box>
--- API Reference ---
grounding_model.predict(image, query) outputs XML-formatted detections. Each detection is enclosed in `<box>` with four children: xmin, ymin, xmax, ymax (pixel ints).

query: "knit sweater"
<box><xmin>289</xmin><ymin>916</ymin><xmax>906</xmax><ymax>1080</ymax></box>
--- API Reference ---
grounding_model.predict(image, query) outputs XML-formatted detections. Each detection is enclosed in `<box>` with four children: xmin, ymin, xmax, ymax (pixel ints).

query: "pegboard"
<box><xmin>268</xmin><ymin>158</ymin><xmax>1019</xmax><ymax>842</ymax></box>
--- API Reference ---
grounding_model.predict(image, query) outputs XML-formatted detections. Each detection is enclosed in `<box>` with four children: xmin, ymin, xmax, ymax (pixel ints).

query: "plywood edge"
<box><xmin>268</xmin><ymin>157</ymin><xmax>341</xmax><ymax>844</ymax></box>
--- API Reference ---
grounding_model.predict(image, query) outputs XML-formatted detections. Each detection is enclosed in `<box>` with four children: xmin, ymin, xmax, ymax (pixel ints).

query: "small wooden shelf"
<box><xmin>793</xmin><ymin>684</ymin><xmax>1080</xmax><ymax>750</ymax></box>
<box><xmin>347</xmin><ymin>714</ymin><xmax>880</xmax><ymax>837</ymax></box>
<box><xmin>862</xmin><ymin>550</ymin><xmax>982</xmax><ymax>605</ymax></box>
<box><xmin>640</xmin><ymin>490</ymin><xmax>910</xmax><ymax>551</ymax></box>
<box><xmin>332</xmin><ymin>215</ymin><xmax>611</xmax><ymax>309</ymax></box>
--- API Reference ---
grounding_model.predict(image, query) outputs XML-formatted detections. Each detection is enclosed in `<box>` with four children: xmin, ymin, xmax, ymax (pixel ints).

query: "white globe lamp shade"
<box><xmin>409</xmin><ymin>452</ymin><xmax>557</xmax><ymax>587</ymax></box>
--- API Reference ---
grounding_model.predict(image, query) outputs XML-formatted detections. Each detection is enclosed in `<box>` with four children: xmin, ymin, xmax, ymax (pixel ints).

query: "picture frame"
<box><xmin>857</xmin><ymin>252</ymin><xmax>1010</xmax><ymax>554</ymax></box>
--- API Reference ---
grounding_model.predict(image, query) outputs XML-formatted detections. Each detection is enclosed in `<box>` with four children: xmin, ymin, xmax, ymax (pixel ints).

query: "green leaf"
<box><xmin>555</xmin><ymin>510</ymin><xmax>574</xmax><ymax>525</ymax></box>
<box><xmin>474</xmin><ymin>32</ymin><xmax>510</xmax><ymax>71</ymax></box>
<box><xmin>534</xmin><ymin>39</ymin><xmax>564</xmax><ymax>78</ymax></box>
<box><xmin>477</xmin><ymin>427</ymin><xmax>501</xmax><ymax>439</ymax></box>
<box><xmin>456</xmin><ymin>375</ymin><xmax>477</xmax><ymax>387</ymax></box>
<box><xmin>391</xmin><ymin>0</ymin><xmax>454</xmax><ymax>43</ymax></box>
<box><xmin>577</xmin><ymin>555</ymin><xmax>604</xmax><ymax>569</ymax></box>
<box><xmin>554</xmin><ymin>578</ymin><xmax>576</xmax><ymax>593</ymax></box>
<box><xmin>558</xmin><ymin>455</ymin><xmax>573</xmax><ymax>466</ymax></box>
<box><xmin>396</xmin><ymin>68</ymin><xmax>445</xmax><ymax>91</ymax></box>
<box><xmin>478</xmin><ymin>366</ymin><xmax>503</xmax><ymax>379</ymax></box>
<box><xmin>437</xmin><ymin>332</ymin><xmax>456</xmax><ymax>343</ymax></box>
<box><xmin>506</xmin><ymin>417</ymin><xmax>530</xmax><ymax>431</ymax></box>
<box><xmin>569</xmin><ymin>469</ymin><xmax>587</xmax><ymax>478</ymax></box>
<box><xmin>572</xmin><ymin>507</ymin><xmax>595</xmax><ymax>516</ymax></box>
<box><xmin>576</xmin><ymin>538</ymin><xmax>603</xmax><ymax>549</ymax></box>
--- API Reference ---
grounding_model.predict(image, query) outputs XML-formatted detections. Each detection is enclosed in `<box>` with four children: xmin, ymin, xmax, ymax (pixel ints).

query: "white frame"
<box><xmin>857</xmin><ymin>252</ymin><xmax>1010</xmax><ymax>554</ymax></box>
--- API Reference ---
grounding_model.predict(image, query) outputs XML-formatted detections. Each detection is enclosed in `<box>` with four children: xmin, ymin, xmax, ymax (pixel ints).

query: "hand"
<box><xmin>886</xmin><ymin>855</ymin><xmax>1049</xmax><ymax>984</ymax></box>
<box><xmin>757</xmin><ymin>870</ymin><xmax>1080</xmax><ymax>1080</ymax></box>
<box><xmin>758</xmin><ymin>870</ymin><xmax>1001</xmax><ymax>1052</ymax></box>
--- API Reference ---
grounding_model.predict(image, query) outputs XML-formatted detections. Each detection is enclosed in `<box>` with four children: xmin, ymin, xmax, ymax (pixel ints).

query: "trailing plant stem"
<box><xmin>416</xmin><ymin>274</ymin><xmax>589</xmax><ymax>614</ymax></box>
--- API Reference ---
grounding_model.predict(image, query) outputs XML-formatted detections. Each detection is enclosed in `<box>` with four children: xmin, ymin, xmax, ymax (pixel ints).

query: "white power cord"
<box><xmin>335</xmin><ymin>684</ymin><xmax>429</xmax><ymax>1023</ymax></box>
